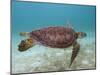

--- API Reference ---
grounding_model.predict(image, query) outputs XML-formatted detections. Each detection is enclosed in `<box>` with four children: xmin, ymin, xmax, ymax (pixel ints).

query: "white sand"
<box><xmin>12</xmin><ymin>37</ymin><xmax>96</xmax><ymax>74</ymax></box>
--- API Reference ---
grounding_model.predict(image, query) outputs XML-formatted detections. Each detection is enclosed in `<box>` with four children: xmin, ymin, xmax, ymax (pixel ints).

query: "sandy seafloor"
<box><xmin>12</xmin><ymin>32</ymin><xmax>96</xmax><ymax>74</ymax></box>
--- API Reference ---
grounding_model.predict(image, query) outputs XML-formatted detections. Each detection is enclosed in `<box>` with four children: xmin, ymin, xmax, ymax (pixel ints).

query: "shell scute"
<box><xmin>30</xmin><ymin>27</ymin><xmax>76</xmax><ymax>48</ymax></box>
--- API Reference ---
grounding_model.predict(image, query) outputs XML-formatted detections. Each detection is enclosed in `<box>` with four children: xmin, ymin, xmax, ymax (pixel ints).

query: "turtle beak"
<box><xmin>18</xmin><ymin>40</ymin><xmax>28</xmax><ymax>52</ymax></box>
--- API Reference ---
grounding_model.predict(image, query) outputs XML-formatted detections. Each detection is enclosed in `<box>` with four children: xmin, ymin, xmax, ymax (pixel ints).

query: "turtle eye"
<box><xmin>22</xmin><ymin>40</ymin><xmax>27</xmax><ymax>43</ymax></box>
<box><xmin>27</xmin><ymin>39</ymin><xmax>33</xmax><ymax>43</ymax></box>
<box><xmin>20</xmin><ymin>40</ymin><xmax>26</xmax><ymax>46</ymax></box>
<box><xmin>27</xmin><ymin>39</ymin><xmax>30</xmax><ymax>41</ymax></box>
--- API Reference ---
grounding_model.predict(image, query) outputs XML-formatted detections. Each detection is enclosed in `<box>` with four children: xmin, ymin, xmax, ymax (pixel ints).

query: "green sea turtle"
<box><xmin>18</xmin><ymin>26</ymin><xmax>86</xmax><ymax>67</ymax></box>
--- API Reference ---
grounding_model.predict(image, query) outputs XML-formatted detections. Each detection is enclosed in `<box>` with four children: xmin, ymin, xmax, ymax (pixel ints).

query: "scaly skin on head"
<box><xmin>18</xmin><ymin>38</ymin><xmax>35</xmax><ymax>52</ymax></box>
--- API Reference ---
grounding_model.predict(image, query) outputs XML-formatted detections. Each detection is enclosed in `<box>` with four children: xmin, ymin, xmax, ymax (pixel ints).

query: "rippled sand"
<box><xmin>12</xmin><ymin>38</ymin><xmax>96</xmax><ymax>74</ymax></box>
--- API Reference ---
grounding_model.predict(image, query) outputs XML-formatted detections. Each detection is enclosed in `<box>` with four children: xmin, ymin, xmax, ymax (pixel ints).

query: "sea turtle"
<box><xmin>18</xmin><ymin>26</ymin><xmax>86</xmax><ymax>67</ymax></box>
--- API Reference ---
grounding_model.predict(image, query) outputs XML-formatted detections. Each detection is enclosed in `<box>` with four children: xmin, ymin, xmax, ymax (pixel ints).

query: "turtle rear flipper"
<box><xmin>69</xmin><ymin>41</ymin><xmax>80</xmax><ymax>67</ymax></box>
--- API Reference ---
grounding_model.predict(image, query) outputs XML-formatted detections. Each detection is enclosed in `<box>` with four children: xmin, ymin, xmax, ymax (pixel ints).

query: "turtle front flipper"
<box><xmin>69</xmin><ymin>41</ymin><xmax>80</xmax><ymax>67</ymax></box>
<box><xmin>19</xmin><ymin>32</ymin><xmax>29</xmax><ymax>37</ymax></box>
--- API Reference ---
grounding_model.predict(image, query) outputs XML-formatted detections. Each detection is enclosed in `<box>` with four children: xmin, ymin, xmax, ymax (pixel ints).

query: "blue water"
<box><xmin>12</xmin><ymin>1</ymin><xmax>96</xmax><ymax>33</ymax></box>
<box><xmin>12</xmin><ymin>1</ymin><xmax>96</xmax><ymax>74</ymax></box>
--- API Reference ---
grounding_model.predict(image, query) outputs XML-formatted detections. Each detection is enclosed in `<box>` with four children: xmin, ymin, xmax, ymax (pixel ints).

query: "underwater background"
<box><xmin>11</xmin><ymin>1</ymin><xmax>96</xmax><ymax>74</ymax></box>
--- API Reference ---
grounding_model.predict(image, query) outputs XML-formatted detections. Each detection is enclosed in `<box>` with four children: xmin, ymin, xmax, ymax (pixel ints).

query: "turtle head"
<box><xmin>18</xmin><ymin>38</ymin><xmax>35</xmax><ymax>52</ymax></box>
<box><xmin>76</xmin><ymin>32</ymin><xmax>87</xmax><ymax>39</ymax></box>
